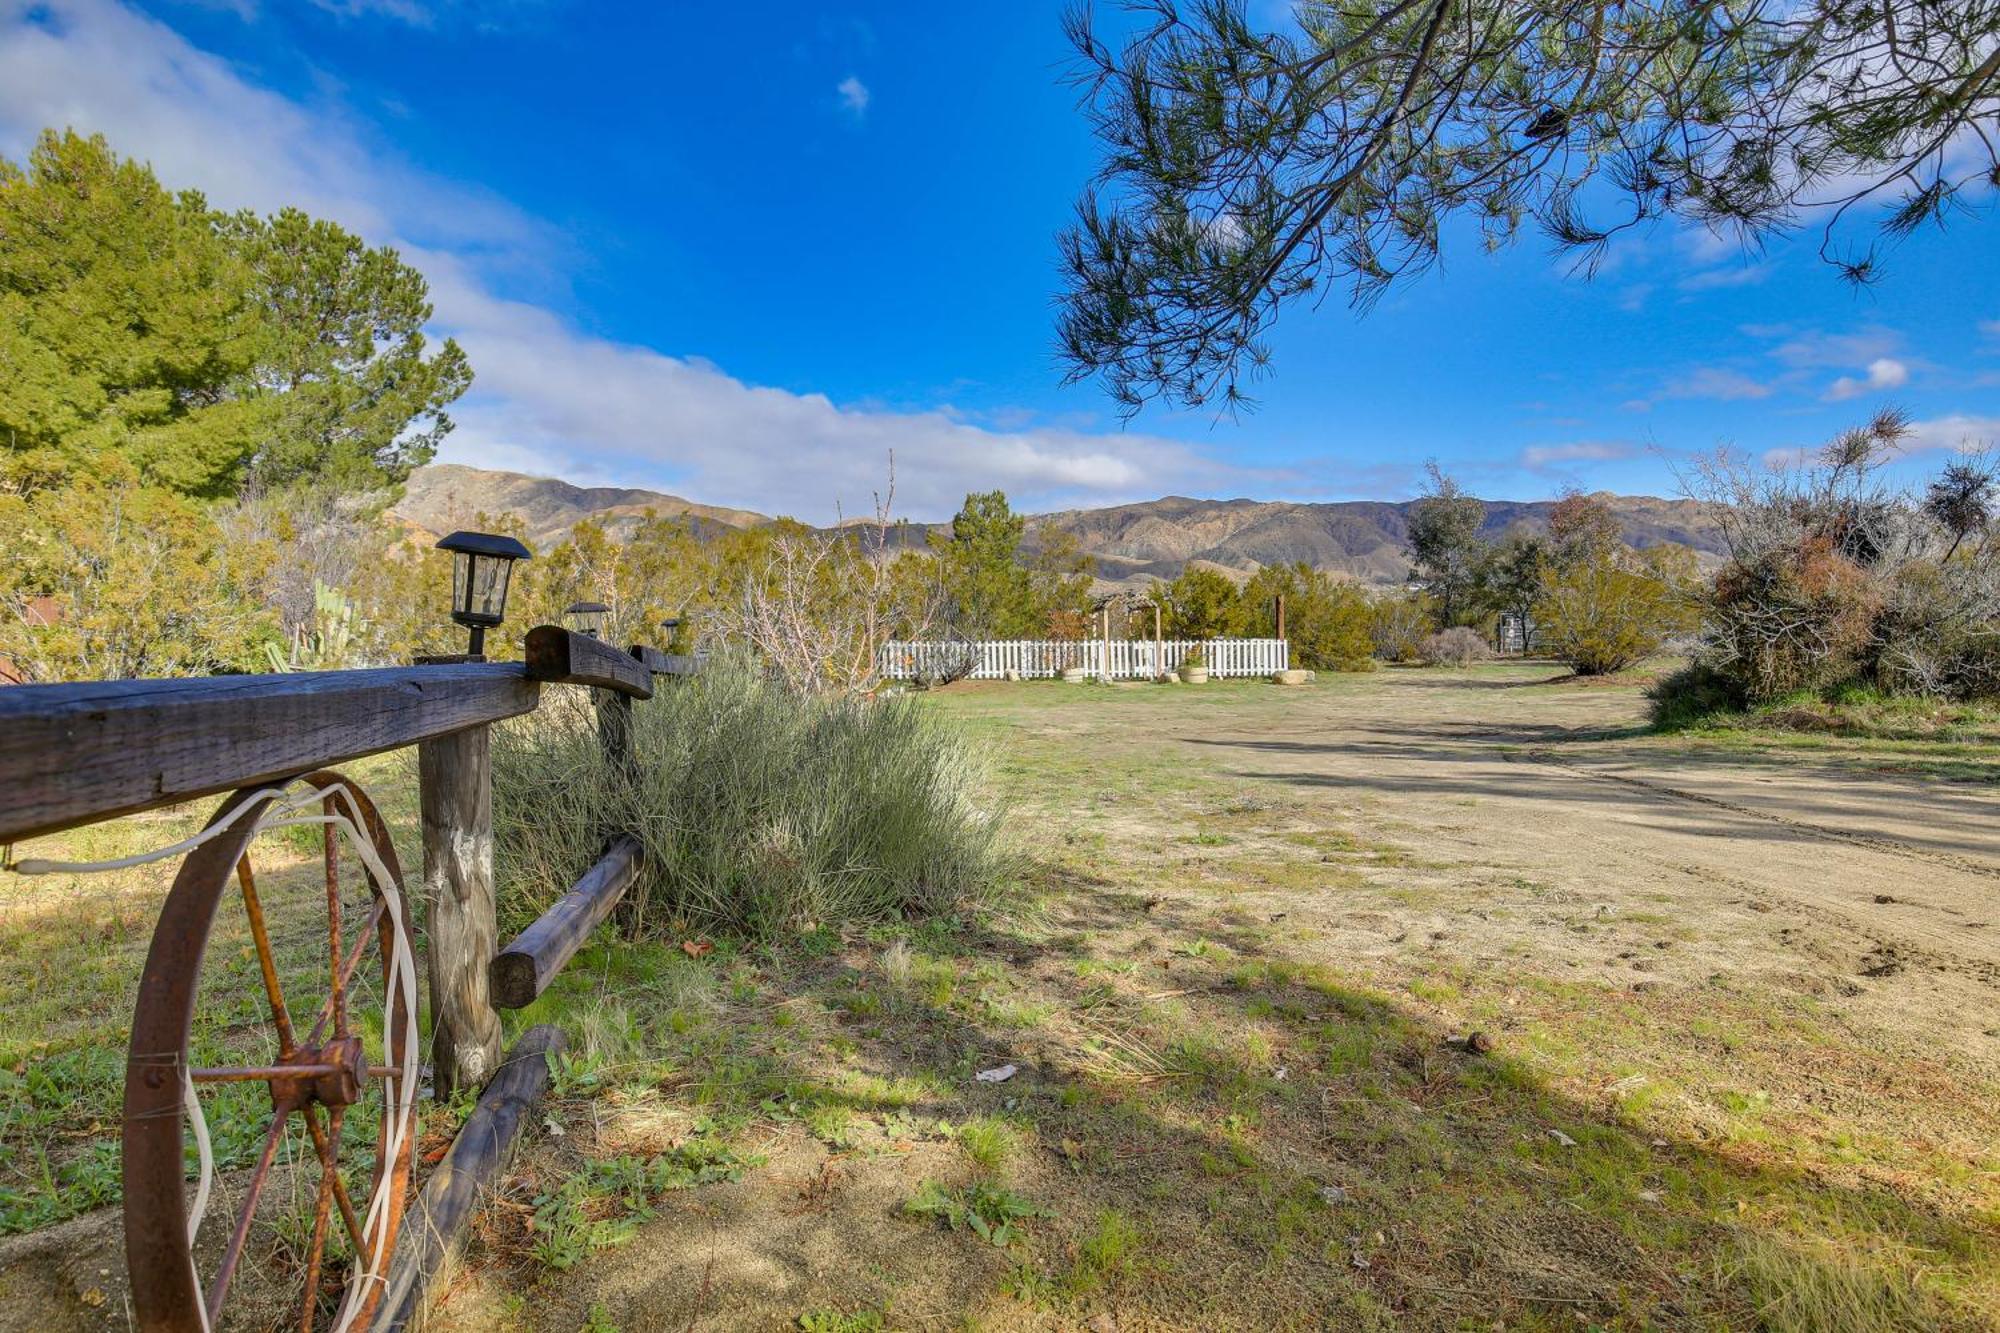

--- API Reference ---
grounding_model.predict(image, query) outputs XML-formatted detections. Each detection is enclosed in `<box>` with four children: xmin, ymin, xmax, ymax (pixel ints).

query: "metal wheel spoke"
<box><xmin>206</xmin><ymin>1107</ymin><xmax>293</xmax><ymax>1320</ymax></box>
<box><xmin>190</xmin><ymin>1064</ymin><xmax>343</xmax><ymax>1084</ymax></box>
<box><xmin>301</xmin><ymin>1104</ymin><xmax>369</xmax><ymax>1259</ymax></box>
<box><xmin>238</xmin><ymin>857</ymin><xmax>297</xmax><ymax>1057</ymax></box>
<box><xmin>297</xmin><ymin>1112</ymin><xmax>339</xmax><ymax>1333</ymax></box>
<box><xmin>303</xmin><ymin>898</ymin><xmax>386</xmax><ymax>1049</ymax></box>
<box><xmin>130</xmin><ymin>772</ymin><xmax>413</xmax><ymax>1333</ymax></box>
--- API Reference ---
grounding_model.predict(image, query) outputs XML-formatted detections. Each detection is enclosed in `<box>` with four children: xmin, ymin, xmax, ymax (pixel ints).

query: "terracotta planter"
<box><xmin>1180</xmin><ymin>667</ymin><xmax>1210</xmax><ymax>684</ymax></box>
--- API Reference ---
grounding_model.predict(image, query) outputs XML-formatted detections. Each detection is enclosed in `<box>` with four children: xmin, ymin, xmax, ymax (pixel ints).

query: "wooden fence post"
<box><xmin>419</xmin><ymin>725</ymin><xmax>505</xmax><ymax>1096</ymax></box>
<box><xmin>594</xmin><ymin>690</ymin><xmax>633</xmax><ymax>771</ymax></box>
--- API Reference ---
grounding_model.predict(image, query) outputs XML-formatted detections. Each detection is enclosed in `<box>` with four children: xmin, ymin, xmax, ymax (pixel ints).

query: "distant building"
<box><xmin>1495</xmin><ymin>612</ymin><xmax>1544</xmax><ymax>655</ymax></box>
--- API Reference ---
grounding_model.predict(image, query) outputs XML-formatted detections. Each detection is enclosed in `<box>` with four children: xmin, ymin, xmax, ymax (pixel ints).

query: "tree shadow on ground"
<box><xmin>461</xmin><ymin>866</ymin><xmax>1996</xmax><ymax>1332</ymax></box>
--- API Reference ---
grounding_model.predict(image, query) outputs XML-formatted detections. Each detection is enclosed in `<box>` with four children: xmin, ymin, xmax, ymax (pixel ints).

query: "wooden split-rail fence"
<box><xmin>877</xmin><ymin>636</ymin><xmax>1290</xmax><ymax>681</ymax></box>
<box><xmin>0</xmin><ymin>627</ymin><xmax>688</xmax><ymax>1332</ymax></box>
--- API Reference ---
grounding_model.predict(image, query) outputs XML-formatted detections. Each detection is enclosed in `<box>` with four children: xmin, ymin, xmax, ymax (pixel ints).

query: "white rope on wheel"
<box><xmin>12</xmin><ymin>777</ymin><xmax>422</xmax><ymax>1333</ymax></box>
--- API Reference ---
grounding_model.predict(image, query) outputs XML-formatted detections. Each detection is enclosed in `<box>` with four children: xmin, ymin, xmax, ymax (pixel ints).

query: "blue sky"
<box><xmin>2</xmin><ymin>0</ymin><xmax>1997</xmax><ymax>521</ymax></box>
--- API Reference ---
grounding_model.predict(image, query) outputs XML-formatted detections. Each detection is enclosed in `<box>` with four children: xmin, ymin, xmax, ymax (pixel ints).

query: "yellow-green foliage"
<box><xmin>1244</xmin><ymin>561</ymin><xmax>1375</xmax><ymax>670</ymax></box>
<box><xmin>0</xmin><ymin>469</ymin><xmax>275</xmax><ymax>680</ymax></box>
<box><xmin>1536</xmin><ymin>545</ymin><xmax>1698</xmax><ymax>676</ymax></box>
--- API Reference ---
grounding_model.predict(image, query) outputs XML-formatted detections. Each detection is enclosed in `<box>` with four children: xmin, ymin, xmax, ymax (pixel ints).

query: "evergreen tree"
<box><xmin>1160</xmin><ymin>565</ymin><xmax>1248</xmax><ymax>638</ymax></box>
<box><xmin>229</xmin><ymin>207</ymin><xmax>472</xmax><ymax>494</ymax></box>
<box><xmin>1406</xmin><ymin>462</ymin><xmax>1488</xmax><ymax>626</ymax></box>
<box><xmin>935</xmin><ymin>491</ymin><xmax>1037</xmax><ymax>637</ymax></box>
<box><xmin>1060</xmin><ymin>0</ymin><xmax>2000</xmax><ymax>412</ymax></box>
<box><xmin>0</xmin><ymin>130</ymin><xmax>261</xmax><ymax>496</ymax></box>
<box><xmin>0</xmin><ymin>130</ymin><xmax>470</xmax><ymax>500</ymax></box>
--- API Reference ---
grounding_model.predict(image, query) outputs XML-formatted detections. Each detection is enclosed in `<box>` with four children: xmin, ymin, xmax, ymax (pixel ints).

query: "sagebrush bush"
<box><xmin>491</xmin><ymin>655</ymin><xmax>1006</xmax><ymax>940</ymax></box>
<box><xmin>1418</xmin><ymin>626</ymin><xmax>1491</xmax><ymax>667</ymax></box>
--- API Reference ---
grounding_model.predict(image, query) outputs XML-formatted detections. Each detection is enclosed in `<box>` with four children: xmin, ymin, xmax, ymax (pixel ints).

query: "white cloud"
<box><xmin>1903</xmin><ymin>413</ymin><xmax>2000</xmax><ymax>455</ymax></box>
<box><xmin>1649</xmin><ymin>366</ymin><xmax>1772</xmax><ymax>403</ymax></box>
<box><xmin>1519</xmin><ymin>440</ymin><xmax>1633</xmax><ymax>468</ymax></box>
<box><xmin>310</xmin><ymin>0</ymin><xmax>434</xmax><ymax>22</ymax></box>
<box><xmin>1762</xmin><ymin>325</ymin><xmax>1903</xmax><ymax>371</ymax></box>
<box><xmin>0</xmin><ymin>0</ymin><xmax>1269</xmax><ymax>521</ymax></box>
<box><xmin>1678</xmin><ymin>263</ymin><xmax>1772</xmax><ymax>292</ymax></box>
<box><xmin>836</xmin><ymin>75</ymin><xmax>870</xmax><ymax>117</ymax></box>
<box><xmin>1824</xmin><ymin>356</ymin><xmax>1909</xmax><ymax>401</ymax></box>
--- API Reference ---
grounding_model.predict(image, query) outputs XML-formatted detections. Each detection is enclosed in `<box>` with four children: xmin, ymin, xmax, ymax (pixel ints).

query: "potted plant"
<box><xmin>1179</xmin><ymin>646</ymin><xmax>1209</xmax><ymax>684</ymax></box>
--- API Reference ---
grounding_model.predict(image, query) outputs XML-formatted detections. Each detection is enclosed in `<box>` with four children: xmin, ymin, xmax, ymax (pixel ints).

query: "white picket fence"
<box><xmin>877</xmin><ymin>638</ymin><xmax>1290</xmax><ymax>681</ymax></box>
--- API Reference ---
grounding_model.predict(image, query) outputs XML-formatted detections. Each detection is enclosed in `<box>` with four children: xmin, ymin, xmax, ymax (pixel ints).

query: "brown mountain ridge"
<box><xmin>390</xmin><ymin>463</ymin><xmax>1722</xmax><ymax>590</ymax></box>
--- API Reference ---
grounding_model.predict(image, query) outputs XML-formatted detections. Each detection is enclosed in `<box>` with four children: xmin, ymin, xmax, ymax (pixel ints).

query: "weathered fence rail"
<box><xmin>0</xmin><ymin>627</ymin><xmax>682</xmax><ymax>1332</ymax></box>
<box><xmin>0</xmin><ymin>661</ymin><xmax>540</xmax><ymax>845</ymax></box>
<box><xmin>876</xmin><ymin>637</ymin><xmax>1290</xmax><ymax>681</ymax></box>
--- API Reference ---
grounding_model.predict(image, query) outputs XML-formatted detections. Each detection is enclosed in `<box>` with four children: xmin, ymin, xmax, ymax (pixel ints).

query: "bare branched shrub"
<box><xmin>1370</xmin><ymin>593</ymin><xmax>1432</xmax><ymax>663</ymax></box>
<box><xmin>1681</xmin><ymin>415</ymin><xmax>2000</xmax><ymax>703</ymax></box>
<box><xmin>1418</xmin><ymin>626</ymin><xmax>1491</xmax><ymax>668</ymax></box>
<box><xmin>714</xmin><ymin>463</ymin><xmax>946</xmax><ymax>693</ymax></box>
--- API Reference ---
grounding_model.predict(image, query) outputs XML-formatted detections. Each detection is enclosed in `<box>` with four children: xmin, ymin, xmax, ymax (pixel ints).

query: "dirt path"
<box><xmin>1170</xmin><ymin>669</ymin><xmax>2000</xmax><ymax>1055</ymax></box>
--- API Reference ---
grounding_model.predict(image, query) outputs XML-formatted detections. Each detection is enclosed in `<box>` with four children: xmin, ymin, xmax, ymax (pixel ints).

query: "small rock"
<box><xmin>1873</xmin><ymin>894</ymin><xmax>1896</xmax><ymax>905</ymax></box>
<box><xmin>1548</xmin><ymin>1129</ymin><xmax>1578</xmax><ymax>1148</ymax></box>
<box><xmin>1467</xmin><ymin>1031</ymin><xmax>1496</xmax><ymax>1054</ymax></box>
<box><xmin>1637</xmin><ymin>1189</ymin><xmax>1662</xmax><ymax>1203</ymax></box>
<box><xmin>1317</xmin><ymin>1185</ymin><xmax>1350</xmax><ymax>1205</ymax></box>
<box><xmin>976</xmin><ymin>1064</ymin><xmax>1018</xmax><ymax>1083</ymax></box>
<box><xmin>1086</xmin><ymin>1315</ymin><xmax>1119</xmax><ymax>1333</ymax></box>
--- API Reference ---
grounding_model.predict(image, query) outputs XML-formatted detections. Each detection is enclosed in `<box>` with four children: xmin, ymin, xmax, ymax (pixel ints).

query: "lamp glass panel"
<box><xmin>469</xmin><ymin>555</ymin><xmax>510</xmax><ymax>621</ymax></box>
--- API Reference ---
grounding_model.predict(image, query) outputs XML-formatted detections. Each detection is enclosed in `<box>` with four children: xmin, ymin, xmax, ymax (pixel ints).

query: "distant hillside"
<box><xmin>1024</xmin><ymin>493</ymin><xmax>1725</xmax><ymax>591</ymax></box>
<box><xmin>391</xmin><ymin>464</ymin><xmax>1722</xmax><ymax>589</ymax></box>
<box><xmin>392</xmin><ymin>464</ymin><xmax>765</xmax><ymax>547</ymax></box>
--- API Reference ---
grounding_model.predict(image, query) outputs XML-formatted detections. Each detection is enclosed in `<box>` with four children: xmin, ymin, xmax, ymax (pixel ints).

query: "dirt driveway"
<box><xmin>1155</xmin><ymin>667</ymin><xmax>2000</xmax><ymax>1059</ymax></box>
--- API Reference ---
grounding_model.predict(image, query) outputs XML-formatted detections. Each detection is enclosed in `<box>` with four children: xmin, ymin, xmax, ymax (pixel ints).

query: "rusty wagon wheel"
<box><xmin>124</xmin><ymin>772</ymin><xmax>419</xmax><ymax>1332</ymax></box>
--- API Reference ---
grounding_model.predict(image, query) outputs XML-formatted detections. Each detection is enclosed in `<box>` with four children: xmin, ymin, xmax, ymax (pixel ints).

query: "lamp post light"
<box><xmin>564</xmin><ymin>601</ymin><xmax>609</xmax><ymax>640</ymax></box>
<box><xmin>435</xmin><ymin>530</ymin><xmax>532</xmax><ymax>660</ymax></box>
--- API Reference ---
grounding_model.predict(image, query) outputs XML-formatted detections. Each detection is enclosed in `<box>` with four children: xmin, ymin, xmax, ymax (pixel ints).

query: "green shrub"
<box><xmin>491</xmin><ymin>654</ymin><xmax>1007</xmax><ymax>939</ymax></box>
<box><xmin>1536</xmin><ymin>546</ymin><xmax>1698</xmax><ymax>676</ymax></box>
<box><xmin>1648</xmin><ymin>662</ymin><xmax>1747</xmax><ymax>730</ymax></box>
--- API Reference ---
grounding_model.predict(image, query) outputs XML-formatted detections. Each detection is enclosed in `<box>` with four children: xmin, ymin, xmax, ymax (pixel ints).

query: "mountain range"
<box><xmin>392</xmin><ymin>464</ymin><xmax>1724</xmax><ymax>591</ymax></box>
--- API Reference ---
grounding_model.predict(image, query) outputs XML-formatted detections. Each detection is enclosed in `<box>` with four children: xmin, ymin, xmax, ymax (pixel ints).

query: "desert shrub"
<box><xmin>491</xmin><ymin>654</ymin><xmax>1006</xmax><ymax>939</ymax></box>
<box><xmin>1647</xmin><ymin>662</ymin><xmax>1747</xmax><ymax>730</ymax></box>
<box><xmin>1293</xmin><ymin>580</ymin><xmax>1376</xmax><ymax>671</ymax></box>
<box><xmin>1872</xmin><ymin>559</ymin><xmax>2000</xmax><ymax>698</ymax></box>
<box><xmin>1685</xmin><ymin>417</ymin><xmax>1999</xmax><ymax>705</ymax></box>
<box><xmin>1370</xmin><ymin>593</ymin><xmax>1432</xmax><ymax>662</ymax></box>
<box><xmin>1536</xmin><ymin>546</ymin><xmax>1698</xmax><ymax>676</ymax></box>
<box><xmin>1705</xmin><ymin>537</ymin><xmax>1880</xmax><ymax>701</ymax></box>
<box><xmin>1243</xmin><ymin>561</ymin><xmax>1376</xmax><ymax>670</ymax></box>
<box><xmin>1418</xmin><ymin>626</ymin><xmax>1491</xmax><ymax>667</ymax></box>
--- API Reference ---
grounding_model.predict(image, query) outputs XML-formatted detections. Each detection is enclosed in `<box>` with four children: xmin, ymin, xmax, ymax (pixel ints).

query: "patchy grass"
<box><xmin>3</xmin><ymin>665</ymin><xmax>1997</xmax><ymax>1330</ymax></box>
